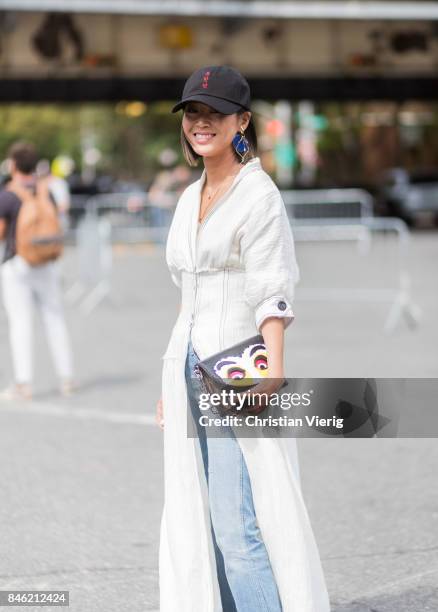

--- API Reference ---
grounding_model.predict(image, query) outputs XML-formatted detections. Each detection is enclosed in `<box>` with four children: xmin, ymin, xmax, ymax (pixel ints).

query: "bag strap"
<box><xmin>7</xmin><ymin>177</ymin><xmax>50</xmax><ymax>204</ymax></box>
<box><xmin>6</xmin><ymin>180</ymin><xmax>34</xmax><ymax>203</ymax></box>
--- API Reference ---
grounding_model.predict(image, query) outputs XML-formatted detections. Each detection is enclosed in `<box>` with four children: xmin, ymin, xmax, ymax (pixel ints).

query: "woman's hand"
<box><xmin>156</xmin><ymin>397</ymin><xmax>164</xmax><ymax>430</ymax></box>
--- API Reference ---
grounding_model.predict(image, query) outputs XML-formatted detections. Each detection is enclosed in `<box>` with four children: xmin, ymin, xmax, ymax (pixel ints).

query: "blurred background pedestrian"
<box><xmin>0</xmin><ymin>142</ymin><xmax>74</xmax><ymax>400</ymax></box>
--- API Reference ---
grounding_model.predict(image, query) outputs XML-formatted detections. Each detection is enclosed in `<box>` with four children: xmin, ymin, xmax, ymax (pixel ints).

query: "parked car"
<box><xmin>378</xmin><ymin>168</ymin><xmax>438</xmax><ymax>226</ymax></box>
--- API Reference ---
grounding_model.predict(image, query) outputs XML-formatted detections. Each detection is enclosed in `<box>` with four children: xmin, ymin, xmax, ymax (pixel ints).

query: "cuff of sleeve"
<box><xmin>255</xmin><ymin>296</ymin><xmax>295</xmax><ymax>331</ymax></box>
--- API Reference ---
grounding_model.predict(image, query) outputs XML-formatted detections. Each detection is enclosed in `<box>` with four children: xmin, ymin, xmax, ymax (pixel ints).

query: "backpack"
<box><xmin>7</xmin><ymin>179</ymin><xmax>64</xmax><ymax>266</ymax></box>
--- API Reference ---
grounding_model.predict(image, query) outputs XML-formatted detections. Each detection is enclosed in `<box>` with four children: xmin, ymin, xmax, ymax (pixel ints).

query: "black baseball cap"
<box><xmin>172</xmin><ymin>65</ymin><xmax>251</xmax><ymax>114</ymax></box>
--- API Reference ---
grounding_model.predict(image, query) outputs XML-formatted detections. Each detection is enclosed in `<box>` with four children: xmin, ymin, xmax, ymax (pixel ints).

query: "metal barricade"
<box><xmin>282</xmin><ymin>188</ymin><xmax>373</xmax><ymax>220</ymax></box>
<box><xmin>65</xmin><ymin>192</ymin><xmax>174</xmax><ymax>314</ymax></box>
<box><xmin>77</xmin><ymin>192</ymin><xmax>174</xmax><ymax>244</ymax></box>
<box><xmin>65</xmin><ymin>188</ymin><xmax>422</xmax><ymax>330</ymax></box>
<box><xmin>69</xmin><ymin>188</ymin><xmax>373</xmax><ymax>245</ymax></box>
<box><xmin>282</xmin><ymin>188</ymin><xmax>374</xmax><ymax>248</ymax></box>
<box><xmin>65</xmin><ymin>210</ymin><xmax>112</xmax><ymax>315</ymax></box>
<box><xmin>281</xmin><ymin>189</ymin><xmax>421</xmax><ymax>333</ymax></box>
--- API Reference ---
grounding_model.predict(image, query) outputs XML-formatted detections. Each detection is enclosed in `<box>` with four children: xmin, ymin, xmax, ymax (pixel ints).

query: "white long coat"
<box><xmin>159</xmin><ymin>157</ymin><xmax>331</xmax><ymax>612</ymax></box>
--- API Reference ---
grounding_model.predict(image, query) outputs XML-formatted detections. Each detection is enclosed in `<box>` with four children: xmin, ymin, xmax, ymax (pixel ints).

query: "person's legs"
<box><xmin>185</xmin><ymin>338</ymin><xmax>282</xmax><ymax>611</ymax></box>
<box><xmin>32</xmin><ymin>261</ymin><xmax>74</xmax><ymax>383</ymax></box>
<box><xmin>208</xmin><ymin>433</ymin><xmax>283</xmax><ymax>612</ymax></box>
<box><xmin>185</xmin><ymin>340</ymin><xmax>237</xmax><ymax>612</ymax></box>
<box><xmin>1</xmin><ymin>257</ymin><xmax>34</xmax><ymax>386</ymax></box>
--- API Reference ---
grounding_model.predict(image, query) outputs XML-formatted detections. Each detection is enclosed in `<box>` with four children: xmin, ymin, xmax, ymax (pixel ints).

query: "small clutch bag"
<box><xmin>195</xmin><ymin>334</ymin><xmax>272</xmax><ymax>416</ymax></box>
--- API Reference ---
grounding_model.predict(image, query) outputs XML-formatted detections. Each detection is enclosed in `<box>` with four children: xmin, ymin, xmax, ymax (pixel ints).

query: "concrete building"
<box><xmin>0</xmin><ymin>1</ymin><xmax>438</xmax><ymax>101</ymax></box>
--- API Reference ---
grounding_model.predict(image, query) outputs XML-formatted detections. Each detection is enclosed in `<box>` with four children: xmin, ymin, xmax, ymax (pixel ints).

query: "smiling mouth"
<box><xmin>193</xmin><ymin>133</ymin><xmax>216</xmax><ymax>143</ymax></box>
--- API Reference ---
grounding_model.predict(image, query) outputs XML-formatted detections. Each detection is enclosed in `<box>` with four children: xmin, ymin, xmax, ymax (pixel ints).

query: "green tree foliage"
<box><xmin>0</xmin><ymin>102</ymin><xmax>183</xmax><ymax>181</ymax></box>
<box><xmin>0</xmin><ymin>105</ymin><xmax>82</xmax><ymax>166</ymax></box>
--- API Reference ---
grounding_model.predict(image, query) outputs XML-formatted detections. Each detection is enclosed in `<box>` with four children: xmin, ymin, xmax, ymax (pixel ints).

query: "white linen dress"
<box><xmin>159</xmin><ymin>157</ymin><xmax>331</xmax><ymax>612</ymax></box>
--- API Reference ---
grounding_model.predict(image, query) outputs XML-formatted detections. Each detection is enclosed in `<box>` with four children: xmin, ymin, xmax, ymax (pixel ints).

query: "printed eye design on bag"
<box><xmin>213</xmin><ymin>343</ymin><xmax>269</xmax><ymax>385</ymax></box>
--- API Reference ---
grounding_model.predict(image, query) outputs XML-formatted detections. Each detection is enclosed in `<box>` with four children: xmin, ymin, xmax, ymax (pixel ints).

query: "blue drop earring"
<box><xmin>232</xmin><ymin>128</ymin><xmax>249</xmax><ymax>163</ymax></box>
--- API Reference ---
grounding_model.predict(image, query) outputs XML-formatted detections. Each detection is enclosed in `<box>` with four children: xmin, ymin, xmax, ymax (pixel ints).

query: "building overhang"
<box><xmin>1</xmin><ymin>1</ymin><xmax>438</xmax><ymax>21</ymax></box>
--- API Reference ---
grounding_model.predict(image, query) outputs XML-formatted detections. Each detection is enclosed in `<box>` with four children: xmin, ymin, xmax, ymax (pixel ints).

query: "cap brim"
<box><xmin>171</xmin><ymin>94</ymin><xmax>245</xmax><ymax>114</ymax></box>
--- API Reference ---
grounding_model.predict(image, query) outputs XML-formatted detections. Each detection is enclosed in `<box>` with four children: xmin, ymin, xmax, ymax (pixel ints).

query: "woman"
<box><xmin>156</xmin><ymin>65</ymin><xmax>330</xmax><ymax>612</ymax></box>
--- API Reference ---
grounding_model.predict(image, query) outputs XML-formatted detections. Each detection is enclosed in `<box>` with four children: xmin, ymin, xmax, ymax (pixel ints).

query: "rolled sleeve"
<box><xmin>254</xmin><ymin>295</ymin><xmax>295</xmax><ymax>331</ymax></box>
<box><xmin>240</xmin><ymin>189</ymin><xmax>300</xmax><ymax>332</ymax></box>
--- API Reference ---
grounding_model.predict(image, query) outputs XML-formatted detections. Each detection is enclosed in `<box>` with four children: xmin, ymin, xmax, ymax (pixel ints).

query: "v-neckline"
<box><xmin>190</xmin><ymin>157</ymin><xmax>261</xmax><ymax>264</ymax></box>
<box><xmin>197</xmin><ymin>172</ymin><xmax>225</xmax><ymax>230</ymax></box>
<box><xmin>196</xmin><ymin>162</ymin><xmax>247</xmax><ymax>229</ymax></box>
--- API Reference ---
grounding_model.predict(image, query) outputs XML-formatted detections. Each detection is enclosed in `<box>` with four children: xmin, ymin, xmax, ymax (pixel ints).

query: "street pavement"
<box><xmin>0</xmin><ymin>232</ymin><xmax>437</xmax><ymax>612</ymax></box>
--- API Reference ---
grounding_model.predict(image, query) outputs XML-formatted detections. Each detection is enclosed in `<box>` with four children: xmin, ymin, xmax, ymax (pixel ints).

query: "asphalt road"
<box><xmin>0</xmin><ymin>232</ymin><xmax>437</xmax><ymax>612</ymax></box>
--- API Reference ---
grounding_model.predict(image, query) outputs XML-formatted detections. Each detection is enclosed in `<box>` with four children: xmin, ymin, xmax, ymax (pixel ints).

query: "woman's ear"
<box><xmin>239</xmin><ymin>111</ymin><xmax>251</xmax><ymax>132</ymax></box>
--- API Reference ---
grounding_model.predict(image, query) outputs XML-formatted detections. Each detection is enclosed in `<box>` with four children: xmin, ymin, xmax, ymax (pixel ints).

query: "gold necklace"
<box><xmin>198</xmin><ymin>170</ymin><xmax>239</xmax><ymax>223</ymax></box>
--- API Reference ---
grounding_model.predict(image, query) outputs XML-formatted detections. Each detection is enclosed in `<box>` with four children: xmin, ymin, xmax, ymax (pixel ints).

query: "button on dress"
<box><xmin>159</xmin><ymin>157</ymin><xmax>331</xmax><ymax>611</ymax></box>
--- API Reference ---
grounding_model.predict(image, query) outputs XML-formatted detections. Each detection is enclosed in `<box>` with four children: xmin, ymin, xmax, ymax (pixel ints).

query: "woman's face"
<box><xmin>182</xmin><ymin>101</ymin><xmax>250</xmax><ymax>160</ymax></box>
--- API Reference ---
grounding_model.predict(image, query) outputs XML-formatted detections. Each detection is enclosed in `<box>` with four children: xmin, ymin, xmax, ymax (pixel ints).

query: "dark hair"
<box><xmin>181</xmin><ymin>111</ymin><xmax>258</xmax><ymax>167</ymax></box>
<box><xmin>8</xmin><ymin>141</ymin><xmax>38</xmax><ymax>174</ymax></box>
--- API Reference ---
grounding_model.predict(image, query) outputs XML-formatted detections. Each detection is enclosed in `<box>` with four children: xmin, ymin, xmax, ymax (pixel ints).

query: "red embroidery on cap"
<box><xmin>202</xmin><ymin>70</ymin><xmax>211</xmax><ymax>89</ymax></box>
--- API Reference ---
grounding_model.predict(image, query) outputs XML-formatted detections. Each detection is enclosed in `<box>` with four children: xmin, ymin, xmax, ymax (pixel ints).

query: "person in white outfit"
<box><xmin>156</xmin><ymin>66</ymin><xmax>330</xmax><ymax>611</ymax></box>
<box><xmin>0</xmin><ymin>142</ymin><xmax>74</xmax><ymax>400</ymax></box>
